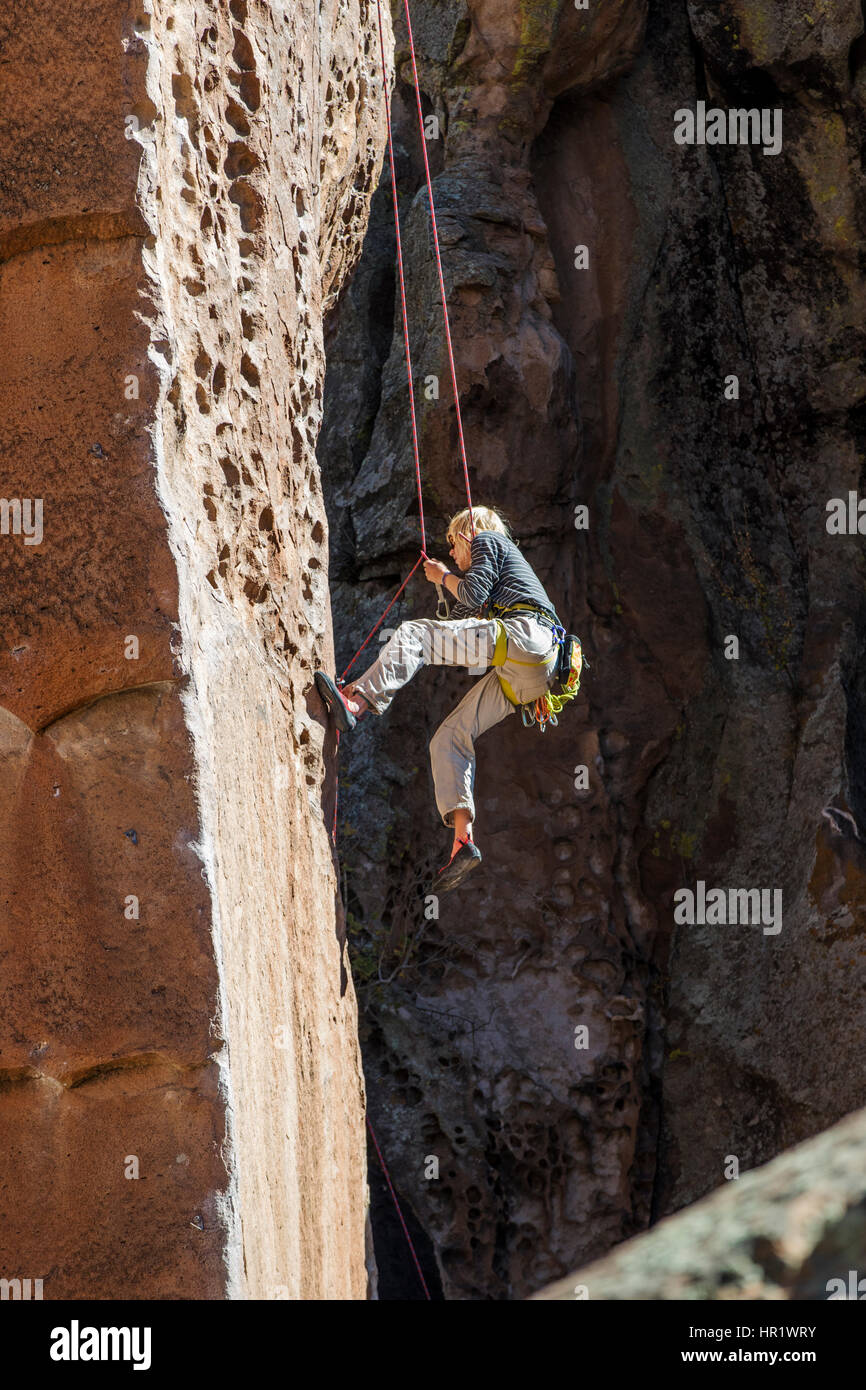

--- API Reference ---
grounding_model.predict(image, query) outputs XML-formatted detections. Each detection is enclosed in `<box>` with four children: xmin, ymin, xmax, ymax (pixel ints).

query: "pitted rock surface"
<box><xmin>0</xmin><ymin>0</ymin><xmax>388</xmax><ymax>1298</ymax></box>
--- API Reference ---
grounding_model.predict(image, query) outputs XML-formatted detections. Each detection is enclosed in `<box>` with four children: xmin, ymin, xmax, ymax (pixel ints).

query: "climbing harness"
<box><xmin>489</xmin><ymin>605</ymin><xmax>586</xmax><ymax>733</ymax></box>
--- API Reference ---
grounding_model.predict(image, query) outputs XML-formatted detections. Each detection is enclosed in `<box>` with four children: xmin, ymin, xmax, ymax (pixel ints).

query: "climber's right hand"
<box><xmin>423</xmin><ymin>558</ymin><xmax>450</xmax><ymax>584</ymax></box>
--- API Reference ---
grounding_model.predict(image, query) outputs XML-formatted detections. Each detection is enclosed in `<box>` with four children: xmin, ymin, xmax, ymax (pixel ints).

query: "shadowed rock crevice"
<box><xmin>367</xmin><ymin>1142</ymin><xmax>445</xmax><ymax>1299</ymax></box>
<box><xmin>0</xmin><ymin>1053</ymin><xmax>209</xmax><ymax>1092</ymax></box>
<box><xmin>36</xmin><ymin>680</ymin><xmax>181</xmax><ymax>735</ymax></box>
<box><xmin>0</xmin><ymin>210</ymin><xmax>150</xmax><ymax>265</ymax></box>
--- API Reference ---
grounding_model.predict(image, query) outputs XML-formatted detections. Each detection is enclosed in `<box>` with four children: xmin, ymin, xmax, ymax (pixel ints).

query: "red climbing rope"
<box><xmin>332</xmin><ymin>553</ymin><xmax>426</xmax><ymax>843</ymax></box>
<box><xmin>332</xmin><ymin>728</ymin><xmax>341</xmax><ymax>843</ymax></box>
<box><xmin>400</xmin><ymin>0</ymin><xmax>475</xmax><ymax>536</ymax></box>
<box><xmin>339</xmin><ymin>553</ymin><xmax>426</xmax><ymax>684</ymax></box>
<box><xmin>335</xmin><ymin>0</ymin><xmax>475</xmax><ymax>690</ymax></box>
<box><xmin>328</xmin><ymin>1</ymin><xmax>431</xmax><ymax>699</ymax></box>
<box><xmin>366</xmin><ymin>1115</ymin><xmax>432</xmax><ymax>1299</ymax></box>
<box><xmin>374</xmin><ymin>0</ymin><xmax>426</xmax><ymax>552</ymax></box>
<box><xmin>332</xmin><ymin>14</ymin><xmax>470</xmax><ymax>1295</ymax></box>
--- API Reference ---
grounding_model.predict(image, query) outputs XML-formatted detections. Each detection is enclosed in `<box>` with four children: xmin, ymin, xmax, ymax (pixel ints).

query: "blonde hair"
<box><xmin>446</xmin><ymin>505</ymin><xmax>512</xmax><ymax>546</ymax></box>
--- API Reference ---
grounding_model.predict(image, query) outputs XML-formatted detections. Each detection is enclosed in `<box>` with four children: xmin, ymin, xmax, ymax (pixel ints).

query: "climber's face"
<box><xmin>449</xmin><ymin>531</ymin><xmax>472</xmax><ymax>571</ymax></box>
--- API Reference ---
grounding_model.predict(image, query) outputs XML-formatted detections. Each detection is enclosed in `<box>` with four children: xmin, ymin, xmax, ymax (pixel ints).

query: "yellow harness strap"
<box><xmin>491</xmin><ymin>619</ymin><xmax>508</xmax><ymax>668</ymax></box>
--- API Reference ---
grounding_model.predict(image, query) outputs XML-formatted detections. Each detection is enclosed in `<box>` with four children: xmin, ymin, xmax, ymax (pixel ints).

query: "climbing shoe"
<box><xmin>433</xmin><ymin>837</ymin><xmax>482</xmax><ymax>894</ymax></box>
<box><xmin>315</xmin><ymin>671</ymin><xmax>359</xmax><ymax>732</ymax></box>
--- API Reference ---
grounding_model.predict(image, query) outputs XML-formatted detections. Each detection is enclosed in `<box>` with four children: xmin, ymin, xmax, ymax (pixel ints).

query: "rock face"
<box><xmin>0</xmin><ymin>0</ymin><xmax>387</xmax><ymax>1297</ymax></box>
<box><xmin>534</xmin><ymin>1102</ymin><xmax>866</xmax><ymax>1301</ymax></box>
<box><xmin>319</xmin><ymin>1</ymin><xmax>866</xmax><ymax>1298</ymax></box>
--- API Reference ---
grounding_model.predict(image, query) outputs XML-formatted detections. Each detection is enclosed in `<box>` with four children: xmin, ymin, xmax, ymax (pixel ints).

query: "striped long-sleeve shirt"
<box><xmin>448</xmin><ymin>531</ymin><xmax>559</xmax><ymax>623</ymax></box>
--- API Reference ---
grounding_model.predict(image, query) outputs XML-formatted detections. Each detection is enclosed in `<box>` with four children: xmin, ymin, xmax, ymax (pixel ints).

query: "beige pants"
<box><xmin>351</xmin><ymin>615</ymin><xmax>558</xmax><ymax>825</ymax></box>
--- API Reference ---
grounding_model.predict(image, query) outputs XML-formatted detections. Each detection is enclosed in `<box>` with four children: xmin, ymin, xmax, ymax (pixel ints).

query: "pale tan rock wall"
<box><xmin>0</xmin><ymin>0</ymin><xmax>388</xmax><ymax>1298</ymax></box>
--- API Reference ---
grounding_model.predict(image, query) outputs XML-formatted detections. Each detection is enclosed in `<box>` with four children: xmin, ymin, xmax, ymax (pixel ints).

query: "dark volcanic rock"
<box><xmin>533</xmin><ymin>1102</ymin><xmax>866</xmax><ymax>1300</ymax></box>
<box><xmin>320</xmin><ymin>0</ymin><xmax>866</xmax><ymax>1298</ymax></box>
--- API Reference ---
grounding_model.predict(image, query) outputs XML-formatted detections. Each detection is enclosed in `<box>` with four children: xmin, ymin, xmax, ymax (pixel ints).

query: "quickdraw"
<box><xmin>520</xmin><ymin>636</ymin><xmax>584</xmax><ymax>732</ymax></box>
<box><xmin>521</xmin><ymin>698</ymin><xmax>558</xmax><ymax>731</ymax></box>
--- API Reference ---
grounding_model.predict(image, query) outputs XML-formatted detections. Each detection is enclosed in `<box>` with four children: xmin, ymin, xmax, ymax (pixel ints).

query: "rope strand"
<box><xmin>332</xmin><ymin>7</ymin><xmax>474</xmax><ymax>1299</ymax></box>
<box><xmin>400</xmin><ymin>0</ymin><xmax>475</xmax><ymax>534</ymax></box>
<box><xmin>335</xmin><ymin>0</ymin><xmax>476</xmax><ymax>698</ymax></box>
<box><xmin>374</xmin><ymin>0</ymin><xmax>426</xmax><ymax>551</ymax></box>
<box><xmin>367</xmin><ymin>1116</ymin><xmax>432</xmax><ymax>1299</ymax></box>
<box><xmin>338</xmin><ymin>553</ymin><xmax>426</xmax><ymax>684</ymax></box>
<box><xmin>337</xmin><ymin>1</ymin><xmax>477</xmax><ymax>697</ymax></box>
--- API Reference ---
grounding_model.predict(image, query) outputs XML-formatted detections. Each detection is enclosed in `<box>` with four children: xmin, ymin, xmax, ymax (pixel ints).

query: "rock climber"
<box><xmin>316</xmin><ymin>506</ymin><xmax>565</xmax><ymax>893</ymax></box>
